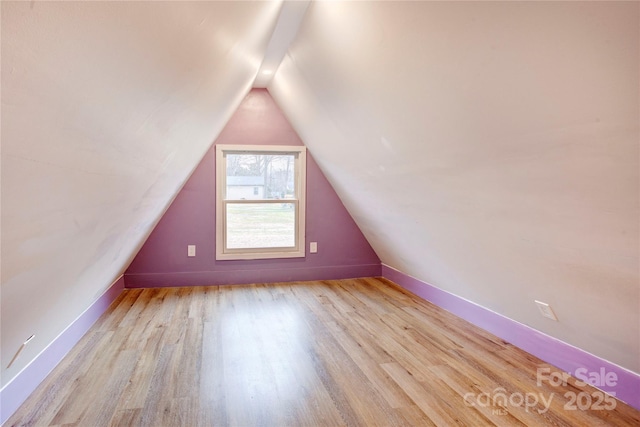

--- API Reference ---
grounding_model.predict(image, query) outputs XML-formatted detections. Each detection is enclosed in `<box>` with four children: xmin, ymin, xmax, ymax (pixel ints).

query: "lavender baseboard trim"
<box><xmin>0</xmin><ymin>276</ymin><xmax>125</xmax><ymax>425</ymax></box>
<box><xmin>125</xmin><ymin>264</ymin><xmax>382</xmax><ymax>288</ymax></box>
<box><xmin>381</xmin><ymin>264</ymin><xmax>640</xmax><ymax>411</ymax></box>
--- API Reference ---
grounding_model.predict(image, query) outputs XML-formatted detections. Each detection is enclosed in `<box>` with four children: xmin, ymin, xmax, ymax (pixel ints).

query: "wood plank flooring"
<box><xmin>7</xmin><ymin>278</ymin><xmax>640</xmax><ymax>426</ymax></box>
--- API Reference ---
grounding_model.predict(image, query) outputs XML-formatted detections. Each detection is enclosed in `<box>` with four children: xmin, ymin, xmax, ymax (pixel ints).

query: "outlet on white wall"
<box><xmin>535</xmin><ymin>300</ymin><xmax>558</xmax><ymax>321</ymax></box>
<box><xmin>188</xmin><ymin>245</ymin><xmax>196</xmax><ymax>257</ymax></box>
<box><xmin>7</xmin><ymin>335</ymin><xmax>35</xmax><ymax>369</ymax></box>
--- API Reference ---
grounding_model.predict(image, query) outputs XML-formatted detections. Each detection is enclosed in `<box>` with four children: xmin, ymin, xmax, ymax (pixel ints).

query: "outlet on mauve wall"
<box><xmin>310</xmin><ymin>242</ymin><xmax>318</xmax><ymax>253</ymax></box>
<box><xmin>187</xmin><ymin>245</ymin><xmax>196</xmax><ymax>257</ymax></box>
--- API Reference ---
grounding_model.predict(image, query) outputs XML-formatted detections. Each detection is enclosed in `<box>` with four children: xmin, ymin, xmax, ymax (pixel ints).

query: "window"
<box><xmin>216</xmin><ymin>145</ymin><xmax>306</xmax><ymax>260</ymax></box>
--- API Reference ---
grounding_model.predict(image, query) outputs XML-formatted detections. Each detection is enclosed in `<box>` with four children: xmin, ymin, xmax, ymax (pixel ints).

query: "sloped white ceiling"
<box><xmin>1</xmin><ymin>0</ymin><xmax>282</xmax><ymax>385</ymax></box>
<box><xmin>270</xmin><ymin>1</ymin><xmax>639</xmax><ymax>372</ymax></box>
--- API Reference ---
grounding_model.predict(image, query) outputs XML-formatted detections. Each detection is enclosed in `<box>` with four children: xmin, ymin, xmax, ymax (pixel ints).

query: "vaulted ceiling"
<box><xmin>2</xmin><ymin>0</ymin><xmax>638</xmax><ymax>388</ymax></box>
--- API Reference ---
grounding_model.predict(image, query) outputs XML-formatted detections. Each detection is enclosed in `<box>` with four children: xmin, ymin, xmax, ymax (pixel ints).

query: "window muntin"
<box><xmin>216</xmin><ymin>145</ymin><xmax>306</xmax><ymax>260</ymax></box>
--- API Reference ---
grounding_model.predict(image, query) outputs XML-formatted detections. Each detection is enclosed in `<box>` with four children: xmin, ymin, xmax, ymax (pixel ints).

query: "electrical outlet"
<box><xmin>310</xmin><ymin>242</ymin><xmax>318</xmax><ymax>253</ymax></box>
<box><xmin>535</xmin><ymin>300</ymin><xmax>558</xmax><ymax>321</ymax></box>
<box><xmin>188</xmin><ymin>245</ymin><xmax>196</xmax><ymax>257</ymax></box>
<box><xmin>7</xmin><ymin>335</ymin><xmax>35</xmax><ymax>369</ymax></box>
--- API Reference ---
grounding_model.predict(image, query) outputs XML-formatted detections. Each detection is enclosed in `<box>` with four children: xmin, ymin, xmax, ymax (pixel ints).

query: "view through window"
<box><xmin>216</xmin><ymin>145</ymin><xmax>306</xmax><ymax>260</ymax></box>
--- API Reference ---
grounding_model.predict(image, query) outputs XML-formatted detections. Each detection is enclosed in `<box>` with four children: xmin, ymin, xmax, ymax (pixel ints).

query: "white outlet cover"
<box><xmin>310</xmin><ymin>242</ymin><xmax>318</xmax><ymax>253</ymax></box>
<box><xmin>188</xmin><ymin>245</ymin><xmax>196</xmax><ymax>257</ymax></box>
<box><xmin>535</xmin><ymin>300</ymin><xmax>558</xmax><ymax>321</ymax></box>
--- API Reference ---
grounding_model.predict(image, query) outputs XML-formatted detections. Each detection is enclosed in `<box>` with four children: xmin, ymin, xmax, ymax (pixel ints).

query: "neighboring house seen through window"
<box><xmin>215</xmin><ymin>145</ymin><xmax>306</xmax><ymax>260</ymax></box>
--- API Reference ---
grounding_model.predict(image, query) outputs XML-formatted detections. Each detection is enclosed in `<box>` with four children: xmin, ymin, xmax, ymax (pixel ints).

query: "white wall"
<box><xmin>270</xmin><ymin>1</ymin><xmax>639</xmax><ymax>372</ymax></box>
<box><xmin>1</xmin><ymin>1</ymin><xmax>281</xmax><ymax>387</ymax></box>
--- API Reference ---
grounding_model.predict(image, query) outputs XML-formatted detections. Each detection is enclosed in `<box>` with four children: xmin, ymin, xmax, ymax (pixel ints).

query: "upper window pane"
<box><xmin>225</xmin><ymin>153</ymin><xmax>295</xmax><ymax>200</ymax></box>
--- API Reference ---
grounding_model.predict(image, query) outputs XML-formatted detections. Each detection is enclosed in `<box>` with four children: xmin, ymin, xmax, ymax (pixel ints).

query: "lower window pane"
<box><xmin>226</xmin><ymin>203</ymin><xmax>295</xmax><ymax>249</ymax></box>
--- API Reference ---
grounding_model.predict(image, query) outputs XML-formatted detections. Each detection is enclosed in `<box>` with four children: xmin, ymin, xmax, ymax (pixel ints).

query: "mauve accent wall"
<box><xmin>125</xmin><ymin>89</ymin><xmax>380</xmax><ymax>287</ymax></box>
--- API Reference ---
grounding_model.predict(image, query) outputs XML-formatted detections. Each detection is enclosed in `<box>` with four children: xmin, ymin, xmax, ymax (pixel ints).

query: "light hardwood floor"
<box><xmin>7</xmin><ymin>278</ymin><xmax>640</xmax><ymax>426</ymax></box>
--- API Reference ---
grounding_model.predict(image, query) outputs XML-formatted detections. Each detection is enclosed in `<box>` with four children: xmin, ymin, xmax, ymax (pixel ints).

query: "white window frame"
<box><xmin>215</xmin><ymin>144</ymin><xmax>306</xmax><ymax>260</ymax></box>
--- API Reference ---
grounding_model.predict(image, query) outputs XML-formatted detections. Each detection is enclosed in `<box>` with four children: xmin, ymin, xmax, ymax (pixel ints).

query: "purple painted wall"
<box><xmin>125</xmin><ymin>89</ymin><xmax>380</xmax><ymax>287</ymax></box>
